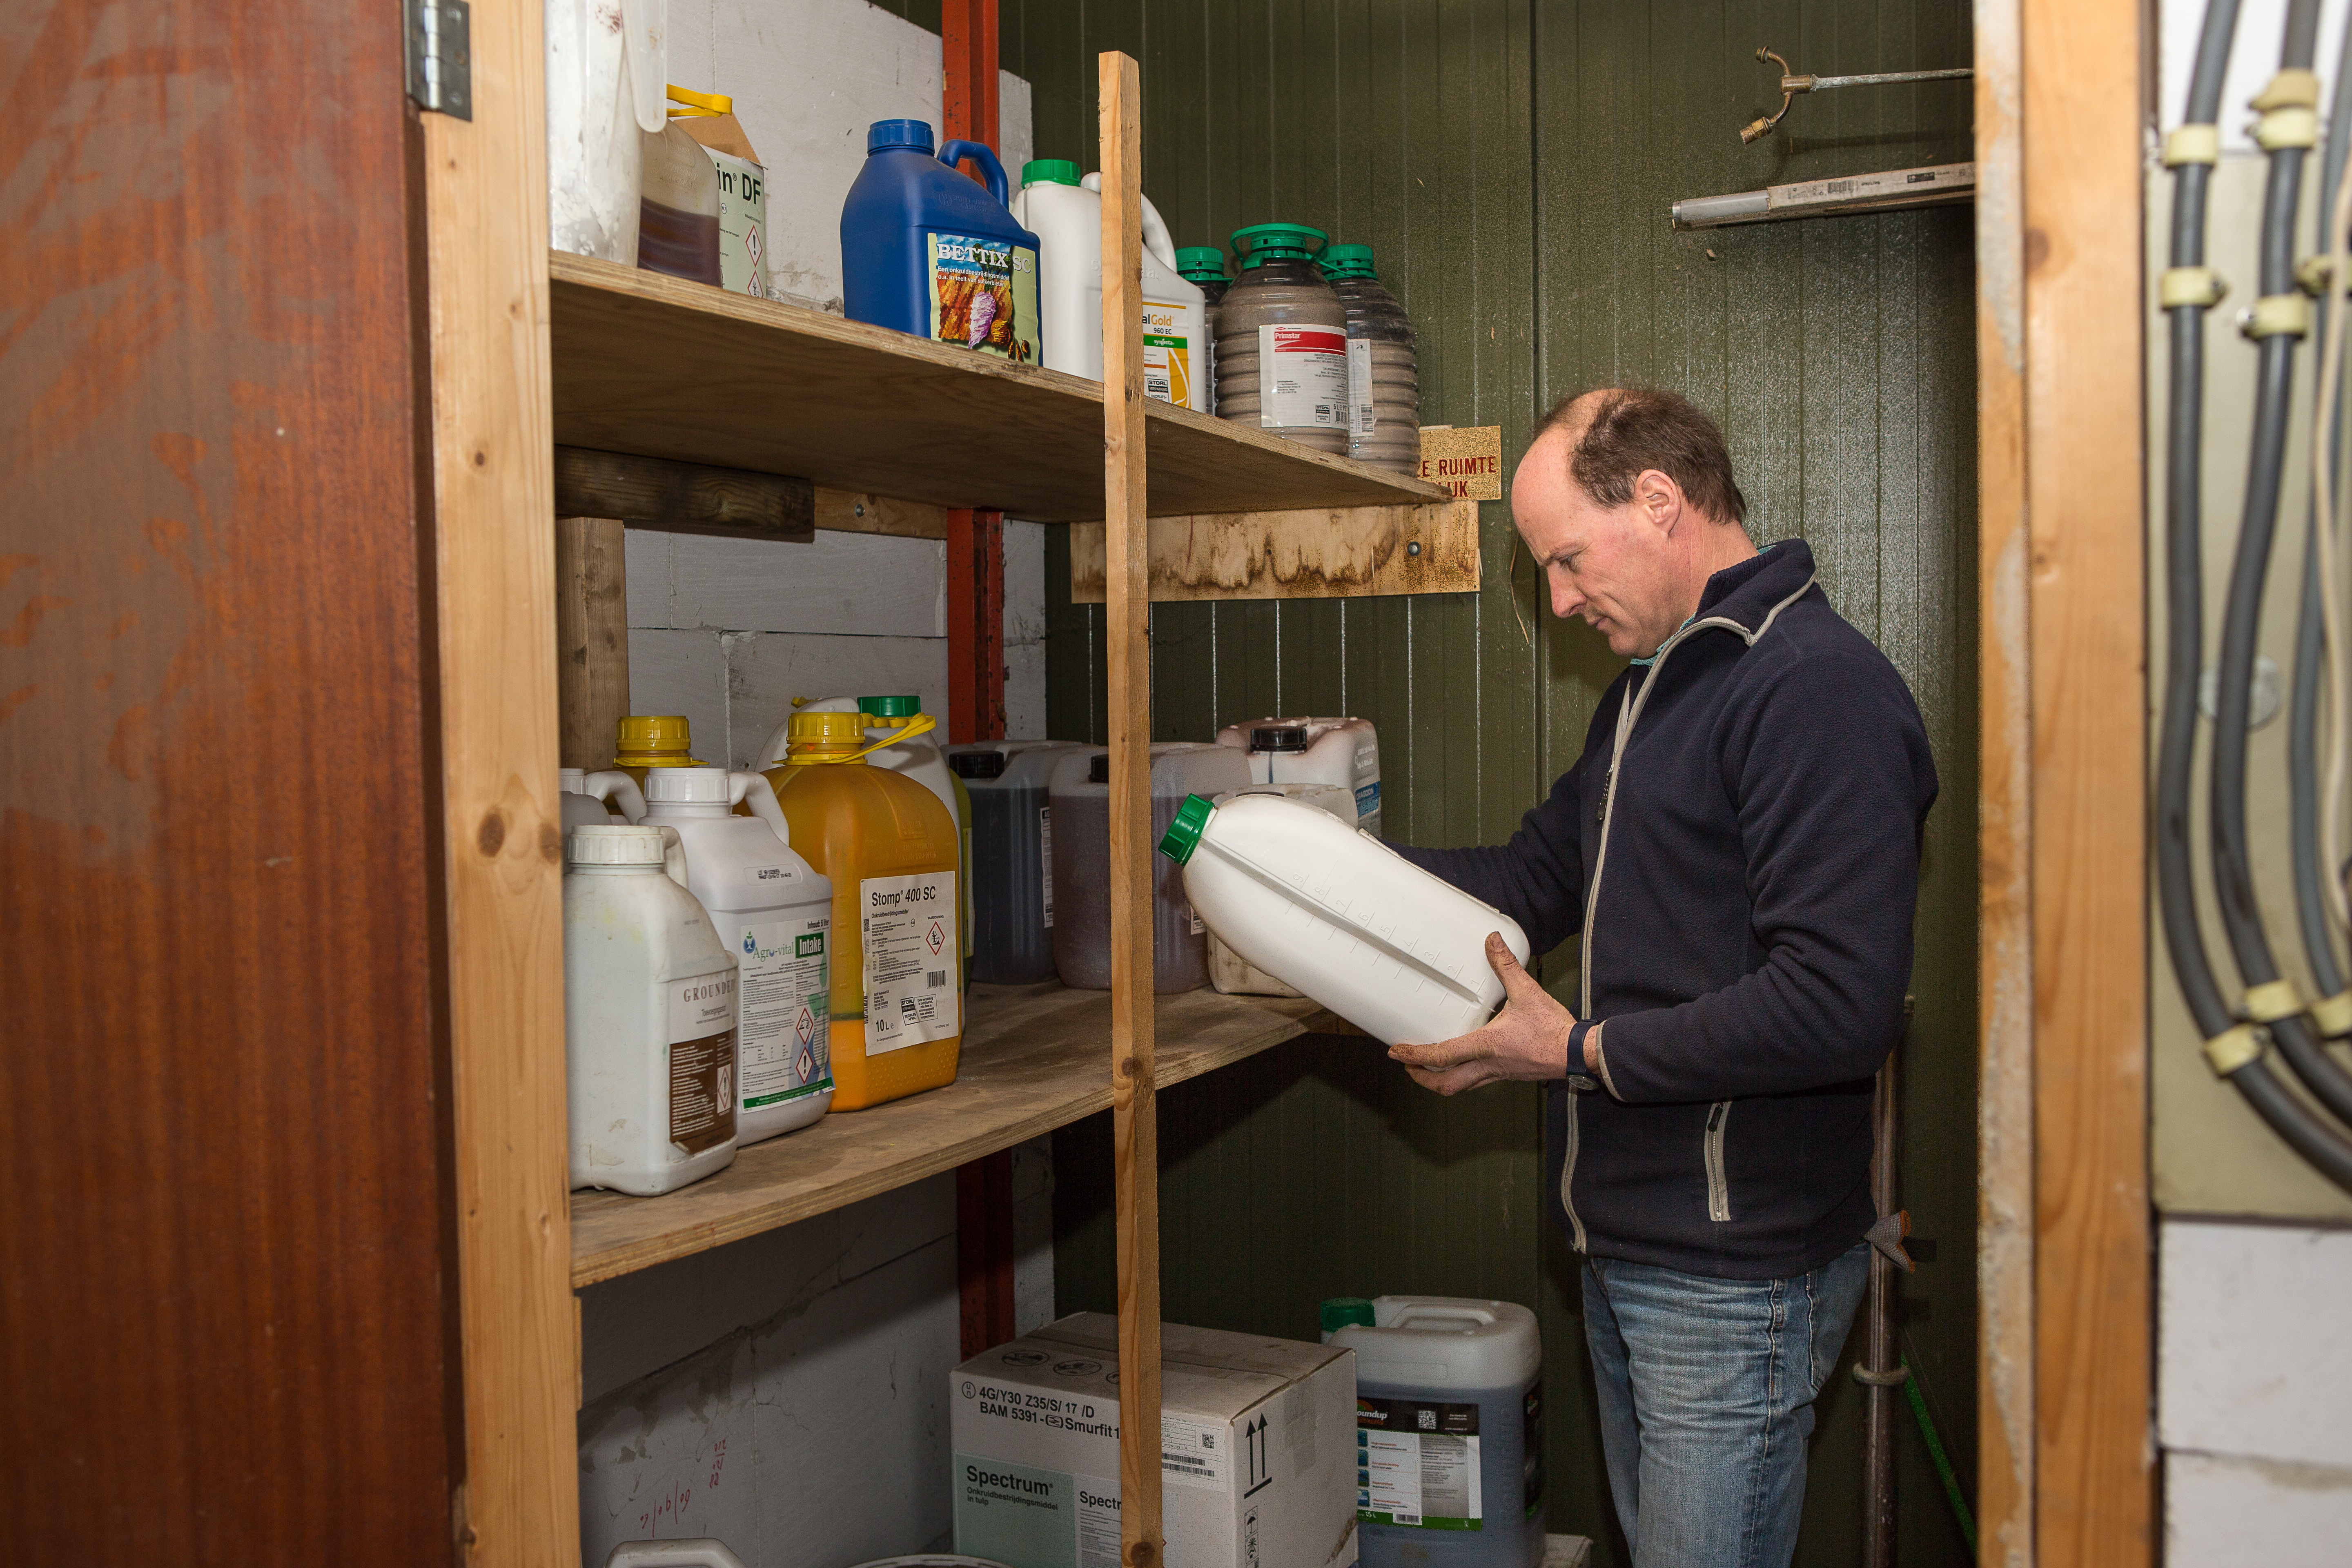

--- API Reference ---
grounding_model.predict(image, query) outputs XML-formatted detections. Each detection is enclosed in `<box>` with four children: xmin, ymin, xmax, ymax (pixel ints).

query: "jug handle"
<box><xmin>810</xmin><ymin>710</ymin><xmax>936</xmax><ymax>766</ymax></box>
<box><xmin>729</xmin><ymin>771</ymin><xmax>791</xmax><ymax>842</ymax></box>
<box><xmin>653</xmin><ymin>825</ymin><xmax>690</xmax><ymax>889</ymax></box>
<box><xmin>938</xmin><ymin>139</ymin><xmax>1010</xmax><ymax>207</ymax></box>
<box><xmin>584</xmin><ymin>769</ymin><xmax>648</xmax><ymax>824</ymax></box>
<box><xmin>615</xmin><ymin>0</ymin><xmax>669</xmax><ymax>134</ymax></box>
<box><xmin>604</xmin><ymin>1542</ymin><xmax>750</xmax><ymax>1568</ymax></box>
<box><xmin>1080</xmin><ymin>172</ymin><xmax>1178</xmax><ymax>272</ymax></box>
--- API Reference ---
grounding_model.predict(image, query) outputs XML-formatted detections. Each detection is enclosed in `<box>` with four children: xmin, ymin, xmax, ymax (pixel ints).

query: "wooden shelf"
<box><xmin>568</xmin><ymin>982</ymin><xmax>1342</xmax><ymax>1287</ymax></box>
<box><xmin>548</xmin><ymin>252</ymin><xmax>1446</xmax><ymax>523</ymax></box>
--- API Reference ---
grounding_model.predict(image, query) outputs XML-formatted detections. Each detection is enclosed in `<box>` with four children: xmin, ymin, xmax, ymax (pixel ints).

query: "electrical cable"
<box><xmin>2160</xmin><ymin>0</ymin><xmax>2352</xmax><ymax>1188</ymax></box>
<box><xmin>2314</xmin><ymin>22</ymin><xmax>2352</xmax><ymax>951</ymax></box>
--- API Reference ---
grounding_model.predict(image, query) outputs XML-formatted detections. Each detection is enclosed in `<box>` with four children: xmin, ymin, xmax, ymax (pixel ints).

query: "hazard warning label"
<box><xmin>862</xmin><ymin>871</ymin><xmax>958</xmax><ymax>1056</ymax></box>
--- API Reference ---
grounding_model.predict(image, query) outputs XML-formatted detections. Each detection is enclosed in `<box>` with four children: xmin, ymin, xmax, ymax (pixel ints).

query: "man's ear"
<box><xmin>1635</xmin><ymin>468</ymin><xmax>1682</xmax><ymax>534</ymax></box>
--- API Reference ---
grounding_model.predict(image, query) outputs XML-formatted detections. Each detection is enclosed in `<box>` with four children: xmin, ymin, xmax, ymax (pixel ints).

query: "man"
<box><xmin>1388</xmin><ymin>387</ymin><xmax>1937</xmax><ymax>1568</ymax></box>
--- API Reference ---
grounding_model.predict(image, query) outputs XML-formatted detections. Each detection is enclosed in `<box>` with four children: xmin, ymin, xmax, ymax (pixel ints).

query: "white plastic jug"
<box><xmin>562</xmin><ymin>766</ymin><xmax>648</xmax><ymax>830</ymax></box>
<box><xmin>564</xmin><ymin>823</ymin><xmax>739</xmax><ymax>1196</ymax></box>
<box><xmin>1215</xmin><ymin>715</ymin><xmax>1383</xmax><ymax>836</ymax></box>
<box><xmin>1051</xmin><ymin>743</ymin><xmax>1252</xmax><ymax>991</ymax></box>
<box><xmin>1010</xmin><ymin>164</ymin><xmax>1209</xmax><ymax>410</ymax></box>
<box><xmin>1204</xmin><ymin>782</ymin><xmax>1357</xmax><ymax>999</ymax></box>
<box><xmin>1321</xmin><ymin>1296</ymin><xmax>1545</xmax><ymax>1568</ymax></box>
<box><xmin>545</xmin><ymin>0</ymin><xmax>667</xmax><ymax>263</ymax></box>
<box><xmin>1158</xmin><ymin>791</ymin><xmax>1529</xmax><ymax>1044</ymax></box>
<box><xmin>643</xmin><ymin>767</ymin><xmax>834</xmax><ymax>1145</ymax></box>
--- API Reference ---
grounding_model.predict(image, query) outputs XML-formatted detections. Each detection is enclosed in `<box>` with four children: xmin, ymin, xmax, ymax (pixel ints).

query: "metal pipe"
<box><xmin>1740</xmin><ymin>47</ymin><xmax>1973</xmax><ymax>143</ymax></box>
<box><xmin>1859</xmin><ymin>1053</ymin><xmax>1900</xmax><ymax>1568</ymax></box>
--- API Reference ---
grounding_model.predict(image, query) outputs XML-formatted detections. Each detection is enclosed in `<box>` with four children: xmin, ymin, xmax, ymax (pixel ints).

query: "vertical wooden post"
<box><xmin>1100</xmin><ymin>49</ymin><xmax>1161</xmax><ymax>1568</ymax></box>
<box><xmin>555</xmin><ymin>515</ymin><xmax>631</xmax><ymax>770</ymax></box>
<box><xmin>423</xmin><ymin>0</ymin><xmax>581</xmax><ymax>1555</ymax></box>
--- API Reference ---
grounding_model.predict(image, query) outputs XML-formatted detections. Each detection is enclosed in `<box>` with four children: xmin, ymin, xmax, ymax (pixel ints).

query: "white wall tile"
<box><xmin>1004</xmin><ymin>519</ymin><xmax>1049</xmax><ymax>740</ymax></box>
<box><xmin>629</xmin><ymin>627</ymin><xmax>733</xmax><ymax>764</ymax></box>
<box><xmin>2159</xmin><ymin>1218</ymin><xmax>2352</xmax><ymax>1467</ymax></box>
<box><xmin>627</xmin><ymin>528</ymin><xmax>947</xmax><ymax>638</ymax></box>
<box><xmin>723</xmin><ymin>630</ymin><xmax>949</xmax><ymax>768</ymax></box>
<box><xmin>2165</xmin><ymin>1450</ymin><xmax>2352</xmax><ymax>1567</ymax></box>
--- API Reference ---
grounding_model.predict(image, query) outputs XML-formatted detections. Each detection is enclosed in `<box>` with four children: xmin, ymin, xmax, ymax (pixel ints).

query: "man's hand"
<box><xmin>1388</xmin><ymin>933</ymin><xmax>1579</xmax><ymax>1096</ymax></box>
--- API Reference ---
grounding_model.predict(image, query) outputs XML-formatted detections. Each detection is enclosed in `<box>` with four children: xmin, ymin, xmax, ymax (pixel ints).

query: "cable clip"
<box><xmin>2256</xmin><ymin>107</ymin><xmax>2320</xmax><ymax>150</ymax></box>
<box><xmin>1853</xmin><ymin>1363</ymin><xmax>1911</xmax><ymax>1388</ymax></box>
<box><xmin>2163</xmin><ymin>266</ymin><xmax>2229</xmax><ymax>309</ymax></box>
<box><xmin>2297</xmin><ymin>255</ymin><xmax>2342</xmax><ymax>297</ymax></box>
<box><xmin>2243</xmin><ymin>293</ymin><xmax>2313</xmax><ymax>338</ymax></box>
<box><xmin>2163</xmin><ymin>124</ymin><xmax>2221</xmax><ymax>167</ymax></box>
<box><xmin>2204</xmin><ymin>1023</ymin><xmax>2268</xmax><ymax>1076</ymax></box>
<box><xmin>2244</xmin><ymin>979</ymin><xmax>2305</xmax><ymax>1023</ymax></box>
<box><xmin>2252</xmin><ymin>68</ymin><xmax>2323</xmax><ymax>111</ymax></box>
<box><xmin>2311</xmin><ymin>990</ymin><xmax>2352</xmax><ymax>1039</ymax></box>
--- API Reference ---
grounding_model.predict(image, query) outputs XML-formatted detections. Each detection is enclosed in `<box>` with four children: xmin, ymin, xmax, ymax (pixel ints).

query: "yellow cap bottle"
<box><xmin>764</xmin><ymin>710</ymin><xmax>962</xmax><ymax>1109</ymax></box>
<box><xmin>612</xmin><ymin>715</ymin><xmax>706</xmax><ymax>791</ymax></box>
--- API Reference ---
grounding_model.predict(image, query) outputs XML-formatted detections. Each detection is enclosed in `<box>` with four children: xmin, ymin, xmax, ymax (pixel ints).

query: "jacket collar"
<box><xmin>1688</xmin><ymin>538</ymin><xmax>1816</xmax><ymax>641</ymax></box>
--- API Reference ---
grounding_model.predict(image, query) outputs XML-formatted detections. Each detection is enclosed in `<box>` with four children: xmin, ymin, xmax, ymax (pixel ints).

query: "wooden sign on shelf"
<box><xmin>1417</xmin><ymin>425</ymin><xmax>1504</xmax><ymax>501</ymax></box>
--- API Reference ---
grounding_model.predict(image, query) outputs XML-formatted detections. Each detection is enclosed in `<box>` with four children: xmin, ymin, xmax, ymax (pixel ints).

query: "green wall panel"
<box><xmin>1022</xmin><ymin>3</ymin><xmax>1978</xmax><ymax>1564</ymax></box>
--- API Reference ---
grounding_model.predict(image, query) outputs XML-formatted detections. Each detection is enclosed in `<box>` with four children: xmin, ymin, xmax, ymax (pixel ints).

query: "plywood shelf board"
<box><xmin>568</xmin><ymin>983</ymin><xmax>1334</xmax><ymax>1286</ymax></box>
<box><xmin>549</xmin><ymin>252</ymin><xmax>1443</xmax><ymax>523</ymax></box>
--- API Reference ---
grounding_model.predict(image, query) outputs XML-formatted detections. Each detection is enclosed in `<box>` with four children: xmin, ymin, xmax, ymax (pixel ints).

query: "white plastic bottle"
<box><xmin>1156</xmin><ymin>791</ymin><xmax>1529</xmax><ymax>1044</ymax></box>
<box><xmin>1321</xmin><ymin>1296</ymin><xmax>1546</xmax><ymax>1568</ymax></box>
<box><xmin>1009</xmin><ymin>160</ymin><xmax>1210</xmax><ymax>410</ymax></box>
<box><xmin>641</xmin><ymin>767</ymin><xmax>835</xmax><ymax>1145</ymax></box>
<box><xmin>1205</xmin><ymin>782</ymin><xmax>1358</xmax><ymax>998</ymax></box>
<box><xmin>564</xmin><ymin>824</ymin><xmax>740</xmax><ymax>1196</ymax></box>
<box><xmin>1215</xmin><ymin>715</ymin><xmax>1383</xmax><ymax>835</ymax></box>
<box><xmin>545</xmin><ymin>0</ymin><xmax>666</xmax><ymax>262</ymax></box>
<box><xmin>561</xmin><ymin>766</ymin><xmax>648</xmax><ymax>830</ymax></box>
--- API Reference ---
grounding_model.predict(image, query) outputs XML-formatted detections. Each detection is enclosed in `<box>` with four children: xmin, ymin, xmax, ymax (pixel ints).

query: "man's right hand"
<box><xmin>1386</xmin><ymin>933</ymin><xmax>1577</xmax><ymax>1095</ymax></box>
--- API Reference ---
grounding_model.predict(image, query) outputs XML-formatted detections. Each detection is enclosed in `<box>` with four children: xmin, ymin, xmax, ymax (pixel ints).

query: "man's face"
<box><xmin>1511</xmin><ymin>425</ymin><xmax>1688</xmax><ymax>659</ymax></box>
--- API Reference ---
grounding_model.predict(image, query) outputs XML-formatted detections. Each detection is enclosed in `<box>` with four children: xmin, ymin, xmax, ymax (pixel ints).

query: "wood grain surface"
<box><xmin>556</xmin><ymin>515</ymin><xmax>631</xmax><ymax>771</ymax></box>
<box><xmin>1975</xmin><ymin>1</ymin><xmax>2037</xmax><ymax>1562</ymax></box>
<box><xmin>548</xmin><ymin>251</ymin><xmax>1442</xmax><ymax>521</ymax></box>
<box><xmin>569</xmin><ymin>983</ymin><xmax>1323</xmax><ymax>1285</ymax></box>
<box><xmin>421</xmin><ymin>0</ymin><xmax>582</xmax><ymax>1555</ymax></box>
<box><xmin>553</xmin><ymin>446</ymin><xmax>815</xmax><ymax>541</ymax></box>
<box><xmin>0</xmin><ymin>0</ymin><xmax>458</xmax><ymax>1557</ymax></box>
<box><xmin>1067</xmin><ymin>499</ymin><xmax>1480</xmax><ymax>602</ymax></box>
<box><xmin>1100</xmin><ymin>53</ymin><xmax>1167</xmax><ymax>1568</ymax></box>
<box><xmin>813</xmin><ymin>487</ymin><xmax>952</xmax><ymax>539</ymax></box>
<box><xmin>2022</xmin><ymin>0</ymin><xmax>2152</xmax><ymax>1560</ymax></box>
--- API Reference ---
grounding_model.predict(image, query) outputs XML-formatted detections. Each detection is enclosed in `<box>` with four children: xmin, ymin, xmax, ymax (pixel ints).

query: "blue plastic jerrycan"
<box><xmin>840</xmin><ymin>119</ymin><xmax>1043</xmax><ymax>364</ymax></box>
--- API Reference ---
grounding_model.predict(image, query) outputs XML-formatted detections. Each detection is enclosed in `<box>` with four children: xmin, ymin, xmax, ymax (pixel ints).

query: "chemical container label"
<box><xmin>928</xmin><ymin>234</ymin><xmax>1041</xmax><ymax>363</ymax></box>
<box><xmin>1257</xmin><ymin>324</ymin><xmax>1349</xmax><ymax>430</ymax></box>
<box><xmin>1143</xmin><ymin>303</ymin><xmax>1190</xmax><ymax>407</ymax></box>
<box><xmin>1348</xmin><ymin>339</ymin><xmax>1375</xmax><ymax>438</ymax></box>
<box><xmin>1040</xmin><ymin>805</ymin><xmax>1055</xmax><ymax>928</ymax></box>
<box><xmin>862</xmin><ymin>871</ymin><xmax>960</xmax><ymax>1054</ymax></box>
<box><xmin>954</xmin><ymin>1453</ymin><xmax>1124</xmax><ymax>1568</ymax></box>
<box><xmin>1355</xmin><ymin>1396</ymin><xmax>1481</xmax><ymax>1530</ymax></box>
<box><xmin>666</xmin><ymin>971</ymin><xmax>738</xmax><ymax>1156</ymax></box>
<box><xmin>703</xmin><ymin>148</ymin><xmax>767</xmax><ymax>298</ymax></box>
<box><xmin>737</xmin><ymin>915</ymin><xmax>831</xmax><ymax>1108</ymax></box>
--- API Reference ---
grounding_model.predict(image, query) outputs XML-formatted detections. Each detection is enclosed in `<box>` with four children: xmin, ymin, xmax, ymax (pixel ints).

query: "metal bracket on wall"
<box><xmin>405</xmin><ymin>0</ymin><xmax>472</xmax><ymax>120</ymax></box>
<box><xmin>1739</xmin><ymin>46</ymin><xmax>1969</xmax><ymax>144</ymax></box>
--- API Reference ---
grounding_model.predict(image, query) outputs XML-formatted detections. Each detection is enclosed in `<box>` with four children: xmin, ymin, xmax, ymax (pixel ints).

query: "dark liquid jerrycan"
<box><xmin>840</xmin><ymin>118</ymin><xmax>1042</xmax><ymax>364</ymax></box>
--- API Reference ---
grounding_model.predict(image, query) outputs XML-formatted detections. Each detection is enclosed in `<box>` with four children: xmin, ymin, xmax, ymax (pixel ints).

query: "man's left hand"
<box><xmin>1388</xmin><ymin>933</ymin><xmax>1581</xmax><ymax>1095</ymax></box>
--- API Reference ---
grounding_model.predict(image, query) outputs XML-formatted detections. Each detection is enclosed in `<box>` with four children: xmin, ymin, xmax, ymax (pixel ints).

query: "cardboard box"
<box><xmin>675</xmin><ymin>111</ymin><xmax>768</xmax><ymax>299</ymax></box>
<box><xmin>952</xmin><ymin>1313</ymin><xmax>1359</xmax><ymax>1568</ymax></box>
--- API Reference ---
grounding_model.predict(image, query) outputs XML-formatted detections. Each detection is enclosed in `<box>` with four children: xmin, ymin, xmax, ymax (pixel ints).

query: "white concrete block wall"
<box><xmin>2158</xmin><ymin>1218</ymin><xmax>2352</xmax><ymax>1564</ymax></box>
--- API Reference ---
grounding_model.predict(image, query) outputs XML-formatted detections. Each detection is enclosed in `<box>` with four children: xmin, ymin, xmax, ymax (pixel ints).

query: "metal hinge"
<box><xmin>405</xmin><ymin>0</ymin><xmax>472</xmax><ymax>120</ymax></box>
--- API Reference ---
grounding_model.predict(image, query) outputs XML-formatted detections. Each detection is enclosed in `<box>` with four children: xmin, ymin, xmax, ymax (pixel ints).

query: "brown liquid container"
<box><xmin>1322</xmin><ymin>244</ymin><xmax>1421</xmax><ymax>474</ymax></box>
<box><xmin>639</xmin><ymin>116</ymin><xmax>722</xmax><ymax>286</ymax></box>
<box><xmin>1214</xmin><ymin>223</ymin><xmax>1349</xmax><ymax>455</ymax></box>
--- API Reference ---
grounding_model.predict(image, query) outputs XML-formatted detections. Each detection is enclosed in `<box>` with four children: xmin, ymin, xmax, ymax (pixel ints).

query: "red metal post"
<box><xmin>946</xmin><ymin>507</ymin><xmax>1008</xmax><ymax>743</ymax></box>
<box><xmin>940</xmin><ymin>0</ymin><xmax>1000</xmax><ymax>183</ymax></box>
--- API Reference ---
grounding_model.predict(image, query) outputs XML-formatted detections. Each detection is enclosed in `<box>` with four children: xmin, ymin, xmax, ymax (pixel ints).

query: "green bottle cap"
<box><xmin>1231</xmin><ymin>222</ymin><xmax>1330</xmax><ymax>269</ymax></box>
<box><xmin>1175</xmin><ymin>246</ymin><xmax>1229</xmax><ymax>284</ymax></box>
<box><xmin>1320</xmin><ymin>243</ymin><xmax>1378</xmax><ymax>279</ymax></box>
<box><xmin>1320</xmin><ymin>1297</ymin><xmax>1377</xmax><ymax>1333</ymax></box>
<box><xmin>1021</xmin><ymin>158</ymin><xmax>1082</xmax><ymax>187</ymax></box>
<box><xmin>1156</xmin><ymin>793</ymin><xmax>1216</xmax><ymax>864</ymax></box>
<box><xmin>858</xmin><ymin>694</ymin><xmax>922</xmax><ymax>717</ymax></box>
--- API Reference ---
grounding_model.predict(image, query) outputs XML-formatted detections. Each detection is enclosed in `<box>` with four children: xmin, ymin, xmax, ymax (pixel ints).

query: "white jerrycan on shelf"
<box><xmin>564</xmin><ymin>824</ymin><xmax>739</xmax><ymax>1196</ymax></box>
<box><xmin>561</xmin><ymin>766</ymin><xmax>648</xmax><ymax>830</ymax></box>
<box><xmin>1156</xmin><ymin>791</ymin><xmax>1529</xmax><ymax>1045</ymax></box>
<box><xmin>641</xmin><ymin>767</ymin><xmax>835</xmax><ymax>1145</ymax></box>
<box><xmin>1009</xmin><ymin>164</ymin><xmax>1209</xmax><ymax>410</ymax></box>
<box><xmin>1214</xmin><ymin>714</ymin><xmax>1383</xmax><ymax>836</ymax></box>
<box><xmin>1205</xmin><ymin>782</ymin><xmax>1358</xmax><ymax>999</ymax></box>
<box><xmin>545</xmin><ymin>0</ymin><xmax>668</xmax><ymax>262</ymax></box>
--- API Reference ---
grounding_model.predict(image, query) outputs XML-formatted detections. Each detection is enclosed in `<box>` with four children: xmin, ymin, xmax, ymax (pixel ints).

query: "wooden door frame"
<box><xmin>1975</xmin><ymin>0</ymin><xmax>2154</xmax><ymax>1562</ymax></box>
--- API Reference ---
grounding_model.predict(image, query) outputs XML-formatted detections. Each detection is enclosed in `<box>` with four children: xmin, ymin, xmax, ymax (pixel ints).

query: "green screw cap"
<box><xmin>1232</xmin><ymin>222</ymin><xmax>1330</xmax><ymax>269</ymax></box>
<box><xmin>858</xmin><ymin>694</ymin><xmax>922</xmax><ymax>717</ymax></box>
<box><xmin>1320</xmin><ymin>1297</ymin><xmax>1377</xmax><ymax>1334</ymax></box>
<box><xmin>1022</xmin><ymin>158</ymin><xmax>1081</xmax><ymax>187</ymax></box>
<box><xmin>1175</xmin><ymin>246</ymin><xmax>1229</xmax><ymax>284</ymax></box>
<box><xmin>1157</xmin><ymin>793</ymin><xmax>1216</xmax><ymax>864</ymax></box>
<box><xmin>1320</xmin><ymin>243</ymin><xmax>1378</xmax><ymax>279</ymax></box>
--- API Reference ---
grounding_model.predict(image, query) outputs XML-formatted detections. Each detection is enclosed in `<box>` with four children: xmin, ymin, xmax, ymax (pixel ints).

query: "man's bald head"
<box><xmin>1534</xmin><ymin>387</ymin><xmax>1748</xmax><ymax>528</ymax></box>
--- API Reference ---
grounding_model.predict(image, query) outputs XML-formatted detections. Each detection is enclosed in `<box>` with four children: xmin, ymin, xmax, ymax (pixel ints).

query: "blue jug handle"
<box><xmin>938</xmin><ymin>140</ymin><xmax>1010</xmax><ymax>206</ymax></box>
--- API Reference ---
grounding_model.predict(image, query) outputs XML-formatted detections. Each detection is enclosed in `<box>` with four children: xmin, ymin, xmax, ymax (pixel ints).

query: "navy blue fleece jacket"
<box><xmin>1394</xmin><ymin>539</ymin><xmax>1937</xmax><ymax>1278</ymax></box>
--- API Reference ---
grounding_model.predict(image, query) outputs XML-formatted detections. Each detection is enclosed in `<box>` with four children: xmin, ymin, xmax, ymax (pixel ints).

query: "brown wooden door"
<box><xmin>0</xmin><ymin>0</ymin><xmax>462</xmax><ymax>1556</ymax></box>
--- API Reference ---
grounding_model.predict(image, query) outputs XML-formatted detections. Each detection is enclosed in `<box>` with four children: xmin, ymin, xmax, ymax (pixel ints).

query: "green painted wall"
<box><xmin>1007</xmin><ymin>3</ymin><xmax>1978</xmax><ymax>1563</ymax></box>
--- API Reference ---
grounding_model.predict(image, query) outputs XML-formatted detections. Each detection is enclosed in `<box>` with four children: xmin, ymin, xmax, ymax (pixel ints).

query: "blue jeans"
<box><xmin>1581</xmin><ymin>1242</ymin><xmax>1871</xmax><ymax>1568</ymax></box>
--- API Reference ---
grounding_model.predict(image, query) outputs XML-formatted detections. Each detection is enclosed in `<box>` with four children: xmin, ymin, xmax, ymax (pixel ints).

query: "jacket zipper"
<box><xmin>1704</xmin><ymin>1100</ymin><xmax>1733</xmax><ymax>1222</ymax></box>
